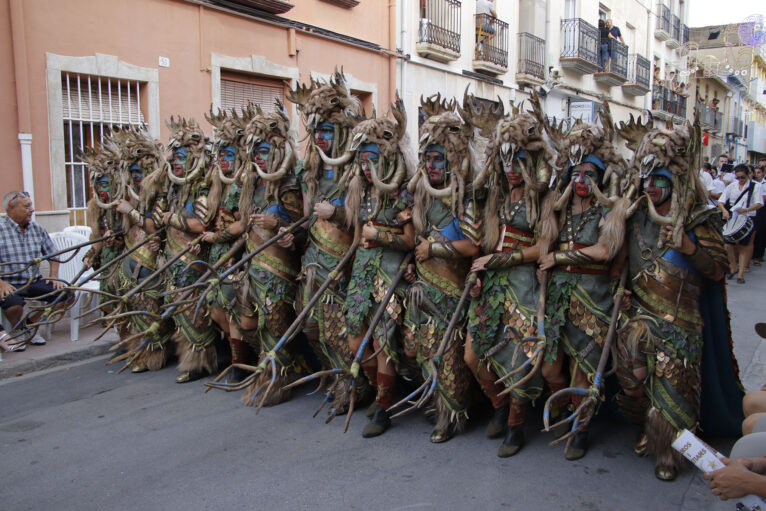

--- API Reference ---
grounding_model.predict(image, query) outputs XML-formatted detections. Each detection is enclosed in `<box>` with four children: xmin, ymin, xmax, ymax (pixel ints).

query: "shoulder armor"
<box><xmin>459</xmin><ymin>197</ymin><xmax>482</xmax><ymax>245</ymax></box>
<box><xmin>686</xmin><ymin>204</ymin><xmax>720</xmax><ymax>231</ymax></box>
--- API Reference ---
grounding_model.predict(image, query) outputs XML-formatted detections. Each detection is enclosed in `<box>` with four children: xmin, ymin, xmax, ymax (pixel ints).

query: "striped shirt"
<box><xmin>0</xmin><ymin>215</ymin><xmax>56</xmax><ymax>286</ymax></box>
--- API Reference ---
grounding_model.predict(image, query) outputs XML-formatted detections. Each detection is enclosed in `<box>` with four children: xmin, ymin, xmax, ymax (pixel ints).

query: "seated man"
<box><xmin>0</xmin><ymin>191</ymin><xmax>66</xmax><ymax>349</ymax></box>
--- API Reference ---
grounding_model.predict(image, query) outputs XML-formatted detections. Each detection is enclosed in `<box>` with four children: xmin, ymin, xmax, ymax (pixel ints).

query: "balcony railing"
<box><xmin>417</xmin><ymin>0</ymin><xmax>462</xmax><ymax>62</ymax></box>
<box><xmin>672</xmin><ymin>15</ymin><xmax>681</xmax><ymax>40</ymax></box>
<box><xmin>473</xmin><ymin>13</ymin><xmax>509</xmax><ymax>72</ymax></box>
<box><xmin>728</xmin><ymin>117</ymin><xmax>744</xmax><ymax>137</ymax></box>
<box><xmin>699</xmin><ymin>104</ymin><xmax>716</xmax><ymax>127</ymax></box>
<box><xmin>623</xmin><ymin>54</ymin><xmax>651</xmax><ymax>95</ymax></box>
<box><xmin>560</xmin><ymin>18</ymin><xmax>601</xmax><ymax>74</ymax></box>
<box><xmin>595</xmin><ymin>39</ymin><xmax>628</xmax><ymax>86</ymax></box>
<box><xmin>655</xmin><ymin>2</ymin><xmax>671</xmax><ymax>41</ymax></box>
<box><xmin>667</xmin><ymin>14</ymin><xmax>681</xmax><ymax>48</ymax></box>
<box><xmin>652</xmin><ymin>84</ymin><xmax>686</xmax><ymax>118</ymax></box>
<box><xmin>682</xmin><ymin>24</ymin><xmax>689</xmax><ymax>44</ymax></box>
<box><xmin>516</xmin><ymin>32</ymin><xmax>546</xmax><ymax>83</ymax></box>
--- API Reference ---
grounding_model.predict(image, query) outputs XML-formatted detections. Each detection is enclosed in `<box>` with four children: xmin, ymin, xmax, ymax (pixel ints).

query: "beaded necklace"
<box><xmin>565</xmin><ymin>204</ymin><xmax>599</xmax><ymax>249</ymax></box>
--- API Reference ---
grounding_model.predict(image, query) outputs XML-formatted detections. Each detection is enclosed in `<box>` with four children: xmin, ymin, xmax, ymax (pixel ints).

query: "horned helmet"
<box><xmin>84</xmin><ymin>135</ymin><xmax>124</xmax><ymax>210</ymax></box>
<box><xmin>120</xmin><ymin>126</ymin><xmax>164</xmax><ymax>202</ymax></box>
<box><xmin>617</xmin><ymin>112</ymin><xmax>705</xmax><ymax>247</ymax></box>
<box><xmin>286</xmin><ymin>68</ymin><xmax>361</xmax><ymax>204</ymax></box>
<box><xmin>478</xmin><ymin>94</ymin><xmax>555</xmax><ymax>252</ymax></box>
<box><xmin>547</xmin><ymin>103</ymin><xmax>626</xmax><ymax>212</ymax></box>
<box><xmin>341</xmin><ymin>94</ymin><xmax>415</xmax><ymax>228</ymax></box>
<box><xmin>238</xmin><ymin>99</ymin><xmax>299</xmax><ymax>215</ymax></box>
<box><xmin>164</xmin><ymin>116</ymin><xmax>210</xmax><ymax>186</ymax></box>
<box><xmin>205</xmin><ymin>105</ymin><xmax>254</xmax><ymax>187</ymax></box>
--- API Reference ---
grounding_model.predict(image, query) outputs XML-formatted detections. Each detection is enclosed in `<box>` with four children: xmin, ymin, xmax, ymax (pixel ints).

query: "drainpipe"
<box><xmin>9</xmin><ymin>0</ymin><xmax>35</xmax><ymax>206</ymax></box>
<box><xmin>389</xmin><ymin>0</ymin><xmax>397</xmax><ymax>104</ymax></box>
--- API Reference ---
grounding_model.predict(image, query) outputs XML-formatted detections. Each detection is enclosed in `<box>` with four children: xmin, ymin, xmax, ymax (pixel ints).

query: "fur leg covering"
<box><xmin>646</xmin><ymin>408</ymin><xmax>684</xmax><ymax>473</ymax></box>
<box><xmin>174</xmin><ymin>332</ymin><xmax>217</xmax><ymax>375</ymax></box>
<box><xmin>240</xmin><ymin>355</ymin><xmax>293</xmax><ymax>407</ymax></box>
<box><xmin>136</xmin><ymin>346</ymin><xmax>170</xmax><ymax>371</ymax></box>
<box><xmin>434</xmin><ymin>397</ymin><xmax>467</xmax><ymax>436</ymax></box>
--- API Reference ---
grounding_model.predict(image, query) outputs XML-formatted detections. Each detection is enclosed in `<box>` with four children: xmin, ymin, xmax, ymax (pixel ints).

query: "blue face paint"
<box><xmin>172</xmin><ymin>147</ymin><xmax>189</xmax><ymax>177</ymax></box>
<box><xmin>253</xmin><ymin>141</ymin><xmax>272</xmax><ymax>173</ymax></box>
<box><xmin>314</xmin><ymin>122</ymin><xmax>335</xmax><ymax>156</ymax></box>
<box><xmin>219</xmin><ymin>144</ymin><xmax>237</xmax><ymax>174</ymax></box>
<box><xmin>129</xmin><ymin>164</ymin><xmax>143</xmax><ymax>186</ymax></box>
<box><xmin>96</xmin><ymin>176</ymin><xmax>111</xmax><ymax>198</ymax></box>
<box><xmin>425</xmin><ymin>144</ymin><xmax>446</xmax><ymax>185</ymax></box>
<box><xmin>358</xmin><ymin>143</ymin><xmax>380</xmax><ymax>183</ymax></box>
<box><xmin>220</xmin><ymin>145</ymin><xmax>236</xmax><ymax>162</ymax></box>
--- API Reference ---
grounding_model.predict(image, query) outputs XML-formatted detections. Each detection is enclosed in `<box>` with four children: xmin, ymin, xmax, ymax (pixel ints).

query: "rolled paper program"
<box><xmin>672</xmin><ymin>429</ymin><xmax>766</xmax><ymax>509</ymax></box>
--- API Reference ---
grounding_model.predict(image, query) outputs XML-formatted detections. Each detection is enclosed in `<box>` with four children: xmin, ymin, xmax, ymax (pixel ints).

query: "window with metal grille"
<box><xmin>61</xmin><ymin>72</ymin><xmax>145</xmax><ymax>225</ymax></box>
<box><xmin>220</xmin><ymin>73</ymin><xmax>284</xmax><ymax>113</ymax></box>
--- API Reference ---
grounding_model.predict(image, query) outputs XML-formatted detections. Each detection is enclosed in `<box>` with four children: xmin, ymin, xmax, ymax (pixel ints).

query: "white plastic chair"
<box><xmin>63</xmin><ymin>225</ymin><xmax>93</xmax><ymax>240</ymax></box>
<box><xmin>49</xmin><ymin>231</ymin><xmax>100</xmax><ymax>341</ymax></box>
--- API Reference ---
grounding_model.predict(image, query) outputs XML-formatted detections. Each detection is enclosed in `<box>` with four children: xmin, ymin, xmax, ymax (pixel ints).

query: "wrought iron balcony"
<box><xmin>727</xmin><ymin>117</ymin><xmax>744</xmax><ymax>137</ymax></box>
<box><xmin>473</xmin><ymin>13</ymin><xmax>509</xmax><ymax>74</ymax></box>
<box><xmin>622</xmin><ymin>54</ymin><xmax>651</xmax><ymax>95</ymax></box>
<box><xmin>699</xmin><ymin>104</ymin><xmax>717</xmax><ymax>128</ymax></box>
<box><xmin>655</xmin><ymin>2</ymin><xmax>671</xmax><ymax>41</ymax></box>
<box><xmin>560</xmin><ymin>18</ymin><xmax>600</xmax><ymax>74</ymax></box>
<box><xmin>594</xmin><ymin>39</ymin><xmax>628</xmax><ymax>86</ymax></box>
<box><xmin>652</xmin><ymin>84</ymin><xmax>687</xmax><ymax>119</ymax></box>
<box><xmin>667</xmin><ymin>15</ymin><xmax>681</xmax><ymax>48</ymax></box>
<box><xmin>699</xmin><ymin>104</ymin><xmax>723</xmax><ymax>132</ymax></box>
<box><xmin>516</xmin><ymin>32</ymin><xmax>546</xmax><ymax>85</ymax></box>
<box><xmin>417</xmin><ymin>0</ymin><xmax>462</xmax><ymax>63</ymax></box>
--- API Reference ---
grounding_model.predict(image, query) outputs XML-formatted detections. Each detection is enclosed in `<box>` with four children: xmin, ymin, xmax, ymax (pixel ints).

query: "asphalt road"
<box><xmin>0</xmin><ymin>356</ymin><xmax>731</xmax><ymax>511</ymax></box>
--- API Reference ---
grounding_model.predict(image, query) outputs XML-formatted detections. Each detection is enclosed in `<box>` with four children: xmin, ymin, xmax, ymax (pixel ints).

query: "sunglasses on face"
<box><xmin>736</xmin><ymin>174</ymin><xmax>748</xmax><ymax>180</ymax></box>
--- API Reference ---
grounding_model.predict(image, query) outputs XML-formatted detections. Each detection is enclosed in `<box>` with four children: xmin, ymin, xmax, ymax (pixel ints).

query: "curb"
<box><xmin>0</xmin><ymin>341</ymin><xmax>113</xmax><ymax>380</ymax></box>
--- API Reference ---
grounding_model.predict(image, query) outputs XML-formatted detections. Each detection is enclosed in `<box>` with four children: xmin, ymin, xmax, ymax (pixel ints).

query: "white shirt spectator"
<box><xmin>721</xmin><ymin>171</ymin><xmax>735</xmax><ymax>186</ymax></box>
<box><xmin>756</xmin><ymin>179</ymin><xmax>766</xmax><ymax>203</ymax></box>
<box><xmin>476</xmin><ymin>0</ymin><xmax>495</xmax><ymax>16</ymax></box>
<box><xmin>699</xmin><ymin>169</ymin><xmax>714</xmax><ymax>194</ymax></box>
<box><xmin>711</xmin><ymin>177</ymin><xmax>726</xmax><ymax>202</ymax></box>
<box><xmin>719</xmin><ymin>179</ymin><xmax>764</xmax><ymax>218</ymax></box>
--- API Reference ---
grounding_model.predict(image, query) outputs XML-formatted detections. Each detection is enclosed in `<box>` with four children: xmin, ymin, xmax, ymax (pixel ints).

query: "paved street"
<box><xmin>1</xmin><ymin>269</ymin><xmax>763</xmax><ymax>510</ymax></box>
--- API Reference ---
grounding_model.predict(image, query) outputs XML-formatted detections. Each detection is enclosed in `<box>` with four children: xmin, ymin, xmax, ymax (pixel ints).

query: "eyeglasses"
<box><xmin>736</xmin><ymin>175</ymin><xmax>748</xmax><ymax>180</ymax></box>
<box><xmin>8</xmin><ymin>191</ymin><xmax>30</xmax><ymax>206</ymax></box>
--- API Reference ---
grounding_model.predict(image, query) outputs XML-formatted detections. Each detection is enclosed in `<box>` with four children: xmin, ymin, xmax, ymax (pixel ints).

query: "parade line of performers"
<box><xmin>20</xmin><ymin>71</ymin><xmax>746</xmax><ymax>482</ymax></box>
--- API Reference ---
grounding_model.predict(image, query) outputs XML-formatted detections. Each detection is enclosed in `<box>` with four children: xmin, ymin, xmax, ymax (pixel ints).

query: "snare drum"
<box><xmin>723</xmin><ymin>215</ymin><xmax>754</xmax><ymax>244</ymax></box>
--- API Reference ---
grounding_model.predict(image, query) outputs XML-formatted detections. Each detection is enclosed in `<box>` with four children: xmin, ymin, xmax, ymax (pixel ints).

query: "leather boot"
<box><xmin>362</xmin><ymin>405</ymin><xmax>391</xmax><ymax>438</ymax></box>
<box><xmin>497</xmin><ymin>425</ymin><xmax>525</xmax><ymax>457</ymax></box>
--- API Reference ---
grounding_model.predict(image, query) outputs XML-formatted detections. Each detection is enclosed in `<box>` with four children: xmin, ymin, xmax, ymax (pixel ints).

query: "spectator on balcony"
<box><xmin>476</xmin><ymin>0</ymin><xmax>496</xmax><ymax>34</ymax></box>
<box><xmin>598</xmin><ymin>19</ymin><xmax>610</xmax><ymax>71</ymax></box>
<box><xmin>606</xmin><ymin>19</ymin><xmax>624</xmax><ymax>44</ymax></box>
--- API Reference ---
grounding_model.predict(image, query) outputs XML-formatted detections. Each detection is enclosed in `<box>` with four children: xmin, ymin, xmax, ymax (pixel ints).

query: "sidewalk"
<box><xmin>0</xmin><ymin>319</ymin><xmax>117</xmax><ymax>379</ymax></box>
<box><xmin>0</xmin><ymin>267</ymin><xmax>764</xmax><ymax>388</ymax></box>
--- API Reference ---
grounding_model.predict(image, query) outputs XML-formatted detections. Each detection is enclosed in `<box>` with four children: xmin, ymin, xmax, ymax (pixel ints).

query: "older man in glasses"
<box><xmin>0</xmin><ymin>191</ymin><xmax>66</xmax><ymax>350</ymax></box>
